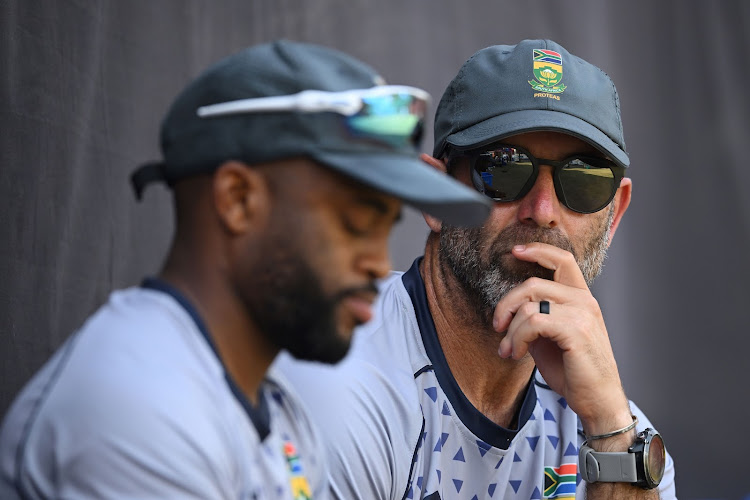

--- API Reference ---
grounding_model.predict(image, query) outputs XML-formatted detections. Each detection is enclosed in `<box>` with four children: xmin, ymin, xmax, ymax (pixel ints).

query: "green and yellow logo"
<box><xmin>529</xmin><ymin>49</ymin><xmax>567</xmax><ymax>95</ymax></box>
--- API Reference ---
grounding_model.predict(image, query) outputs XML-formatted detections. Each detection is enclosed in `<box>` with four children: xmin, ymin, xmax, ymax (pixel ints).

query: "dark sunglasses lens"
<box><xmin>558</xmin><ymin>159</ymin><xmax>616</xmax><ymax>212</ymax></box>
<box><xmin>472</xmin><ymin>150</ymin><xmax>534</xmax><ymax>201</ymax></box>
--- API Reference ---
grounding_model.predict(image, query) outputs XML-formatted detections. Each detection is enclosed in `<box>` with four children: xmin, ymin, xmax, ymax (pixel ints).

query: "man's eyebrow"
<box><xmin>355</xmin><ymin>196</ymin><xmax>402</xmax><ymax>222</ymax></box>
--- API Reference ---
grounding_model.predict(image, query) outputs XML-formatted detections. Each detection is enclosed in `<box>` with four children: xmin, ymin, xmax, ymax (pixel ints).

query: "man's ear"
<box><xmin>607</xmin><ymin>177</ymin><xmax>632</xmax><ymax>245</ymax></box>
<box><xmin>212</xmin><ymin>160</ymin><xmax>270</xmax><ymax>235</ymax></box>
<box><xmin>420</xmin><ymin>153</ymin><xmax>446</xmax><ymax>233</ymax></box>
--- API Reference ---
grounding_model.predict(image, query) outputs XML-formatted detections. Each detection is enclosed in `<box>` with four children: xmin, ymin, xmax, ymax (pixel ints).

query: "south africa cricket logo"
<box><xmin>529</xmin><ymin>49</ymin><xmax>567</xmax><ymax>94</ymax></box>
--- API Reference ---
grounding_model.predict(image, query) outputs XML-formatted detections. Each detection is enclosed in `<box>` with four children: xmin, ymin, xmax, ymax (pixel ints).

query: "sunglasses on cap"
<box><xmin>456</xmin><ymin>144</ymin><xmax>625</xmax><ymax>214</ymax></box>
<box><xmin>197</xmin><ymin>85</ymin><xmax>430</xmax><ymax>148</ymax></box>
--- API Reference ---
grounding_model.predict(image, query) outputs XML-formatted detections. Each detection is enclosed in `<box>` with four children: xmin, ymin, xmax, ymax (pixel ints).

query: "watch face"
<box><xmin>644</xmin><ymin>432</ymin><xmax>666</xmax><ymax>485</ymax></box>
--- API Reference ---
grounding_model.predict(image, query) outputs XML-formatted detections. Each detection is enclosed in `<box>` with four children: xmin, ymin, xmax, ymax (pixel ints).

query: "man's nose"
<box><xmin>516</xmin><ymin>166</ymin><xmax>561</xmax><ymax>228</ymax></box>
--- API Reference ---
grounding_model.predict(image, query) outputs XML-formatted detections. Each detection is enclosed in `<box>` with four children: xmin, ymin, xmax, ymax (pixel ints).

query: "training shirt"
<box><xmin>0</xmin><ymin>278</ymin><xmax>326</xmax><ymax>500</ymax></box>
<box><xmin>277</xmin><ymin>258</ymin><xmax>676</xmax><ymax>500</ymax></box>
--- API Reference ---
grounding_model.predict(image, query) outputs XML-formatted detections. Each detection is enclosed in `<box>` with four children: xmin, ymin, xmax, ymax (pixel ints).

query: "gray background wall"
<box><xmin>1</xmin><ymin>1</ymin><xmax>748</xmax><ymax>498</ymax></box>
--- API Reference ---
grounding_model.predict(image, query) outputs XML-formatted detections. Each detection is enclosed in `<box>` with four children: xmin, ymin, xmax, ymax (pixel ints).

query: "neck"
<box><xmin>160</xmin><ymin>244</ymin><xmax>277</xmax><ymax>405</ymax></box>
<box><xmin>421</xmin><ymin>236</ymin><xmax>535</xmax><ymax>428</ymax></box>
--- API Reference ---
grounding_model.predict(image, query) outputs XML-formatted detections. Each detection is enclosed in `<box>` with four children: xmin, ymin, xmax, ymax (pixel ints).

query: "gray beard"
<box><xmin>438</xmin><ymin>205</ymin><xmax>614</xmax><ymax>323</ymax></box>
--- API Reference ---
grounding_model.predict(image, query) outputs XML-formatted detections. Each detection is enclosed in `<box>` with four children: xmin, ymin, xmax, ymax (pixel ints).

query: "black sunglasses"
<box><xmin>456</xmin><ymin>144</ymin><xmax>625</xmax><ymax>214</ymax></box>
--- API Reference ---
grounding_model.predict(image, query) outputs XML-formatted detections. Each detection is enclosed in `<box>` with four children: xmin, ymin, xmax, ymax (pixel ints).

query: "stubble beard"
<box><xmin>239</xmin><ymin>208</ymin><xmax>356</xmax><ymax>365</ymax></box>
<box><xmin>246</xmin><ymin>248</ymin><xmax>351</xmax><ymax>364</ymax></box>
<box><xmin>438</xmin><ymin>205</ymin><xmax>614</xmax><ymax>325</ymax></box>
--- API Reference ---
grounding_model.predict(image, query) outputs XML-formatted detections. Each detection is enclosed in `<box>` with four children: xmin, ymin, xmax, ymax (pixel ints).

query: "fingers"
<box><xmin>512</xmin><ymin>243</ymin><xmax>588</xmax><ymax>289</ymax></box>
<box><xmin>492</xmin><ymin>242</ymin><xmax>595</xmax><ymax>333</ymax></box>
<box><xmin>492</xmin><ymin>277</ymin><xmax>596</xmax><ymax>333</ymax></box>
<box><xmin>498</xmin><ymin>300</ymin><xmax>587</xmax><ymax>360</ymax></box>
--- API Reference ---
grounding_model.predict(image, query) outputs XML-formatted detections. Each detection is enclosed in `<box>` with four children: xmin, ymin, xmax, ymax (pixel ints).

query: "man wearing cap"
<box><xmin>278</xmin><ymin>40</ymin><xmax>677</xmax><ymax>499</ymax></box>
<box><xmin>0</xmin><ymin>40</ymin><xmax>489</xmax><ymax>499</ymax></box>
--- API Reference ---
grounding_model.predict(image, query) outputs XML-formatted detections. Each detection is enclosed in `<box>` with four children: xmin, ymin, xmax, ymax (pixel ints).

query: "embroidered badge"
<box><xmin>283</xmin><ymin>440</ymin><xmax>313</xmax><ymax>499</ymax></box>
<box><xmin>529</xmin><ymin>49</ymin><xmax>567</xmax><ymax>99</ymax></box>
<box><xmin>543</xmin><ymin>463</ymin><xmax>577</xmax><ymax>498</ymax></box>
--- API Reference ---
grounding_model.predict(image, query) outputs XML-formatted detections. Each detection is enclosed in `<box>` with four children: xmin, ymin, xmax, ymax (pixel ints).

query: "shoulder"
<box><xmin>273</xmin><ymin>347</ymin><xmax>422</xmax><ymax>441</ymax></box>
<box><xmin>1</xmin><ymin>287</ymin><xmax>238</xmax><ymax>498</ymax></box>
<box><xmin>351</xmin><ymin>271</ymin><xmax>430</xmax><ymax>371</ymax></box>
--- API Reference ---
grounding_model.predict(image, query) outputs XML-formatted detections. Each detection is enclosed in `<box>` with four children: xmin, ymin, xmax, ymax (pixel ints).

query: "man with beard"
<box><xmin>0</xmin><ymin>41</ymin><xmax>490</xmax><ymax>499</ymax></box>
<box><xmin>277</xmin><ymin>40</ymin><xmax>677</xmax><ymax>499</ymax></box>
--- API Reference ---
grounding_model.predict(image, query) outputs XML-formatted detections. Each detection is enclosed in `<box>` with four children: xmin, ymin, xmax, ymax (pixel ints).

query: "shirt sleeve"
<box><xmin>2</xmin><ymin>345</ymin><xmax>242</xmax><ymax>499</ymax></box>
<box><xmin>274</xmin><ymin>351</ymin><xmax>423</xmax><ymax>500</ymax></box>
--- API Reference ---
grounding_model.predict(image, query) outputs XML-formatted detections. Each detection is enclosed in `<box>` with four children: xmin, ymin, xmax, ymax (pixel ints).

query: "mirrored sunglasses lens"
<box><xmin>347</xmin><ymin>93</ymin><xmax>427</xmax><ymax>147</ymax></box>
<box><xmin>558</xmin><ymin>159</ymin><xmax>616</xmax><ymax>212</ymax></box>
<box><xmin>472</xmin><ymin>149</ymin><xmax>534</xmax><ymax>200</ymax></box>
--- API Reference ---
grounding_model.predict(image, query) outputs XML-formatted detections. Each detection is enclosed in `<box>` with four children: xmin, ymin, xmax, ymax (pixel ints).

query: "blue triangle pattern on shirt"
<box><xmin>526</xmin><ymin>436</ymin><xmax>539</xmax><ymax>451</ymax></box>
<box><xmin>510</xmin><ymin>480</ymin><xmax>522</xmax><ymax>493</ymax></box>
<box><xmin>437</xmin><ymin>469</ymin><xmax>442</xmax><ymax>483</ymax></box>
<box><xmin>471</xmin><ymin>496</ymin><xmax>479</xmax><ymax>500</ymax></box>
<box><xmin>424</xmin><ymin>387</ymin><xmax>438</xmax><ymax>402</ymax></box>
<box><xmin>547</xmin><ymin>435</ymin><xmax>560</xmax><ymax>449</ymax></box>
<box><xmin>530</xmin><ymin>486</ymin><xmax>542</xmax><ymax>499</ymax></box>
<box><xmin>433</xmin><ymin>432</ymin><xmax>449</xmax><ymax>452</ymax></box>
<box><xmin>529</xmin><ymin>412</ymin><xmax>536</xmax><ymax>420</ymax></box>
<box><xmin>441</xmin><ymin>400</ymin><xmax>451</xmax><ymax>415</ymax></box>
<box><xmin>558</xmin><ymin>397</ymin><xmax>568</xmax><ymax>409</ymax></box>
<box><xmin>495</xmin><ymin>457</ymin><xmax>503</xmax><ymax>469</ymax></box>
<box><xmin>453</xmin><ymin>479</ymin><xmax>463</xmax><ymax>493</ymax></box>
<box><xmin>488</xmin><ymin>483</ymin><xmax>497</xmax><ymax>497</ymax></box>
<box><xmin>406</xmin><ymin>487</ymin><xmax>413</xmax><ymax>499</ymax></box>
<box><xmin>453</xmin><ymin>447</ymin><xmax>465</xmax><ymax>462</ymax></box>
<box><xmin>417</xmin><ymin>477</ymin><xmax>423</xmax><ymax>489</ymax></box>
<box><xmin>564</xmin><ymin>442</ymin><xmax>578</xmax><ymax>456</ymax></box>
<box><xmin>544</xmin><ymin>409</ymin><xmax>556</xmax><ymax>422</ymax></box>
<box><xmin>513</xmin><ymin>452</ymin><xmax>522</xmax><ymax>462</ymax></box>
<box><xmin>476</xmin><ymin>440</ymin><xmax>491</xmax><ymax>457</ymax></box>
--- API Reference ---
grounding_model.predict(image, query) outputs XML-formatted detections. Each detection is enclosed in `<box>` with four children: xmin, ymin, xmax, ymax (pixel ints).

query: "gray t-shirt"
<box><xmin>277</xmin><ymin>259</ymin><xmax>676</xmax><ymax>499</ymax></box>
<box><xmin>1</xmin><ymin>279</ymin><xmax>327</xmax><ymax>499</ymax></box>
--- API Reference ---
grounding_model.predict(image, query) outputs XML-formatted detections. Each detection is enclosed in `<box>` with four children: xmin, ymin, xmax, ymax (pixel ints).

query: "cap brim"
<box><xmin>444</xmin><ymin>110</ymin><xmax>630</xmax><ymax>168</ymax></box>
<box><xmin>312</xmin><ymin>151</ymin><xmax>492</xmax><ymax>227</ymax></box>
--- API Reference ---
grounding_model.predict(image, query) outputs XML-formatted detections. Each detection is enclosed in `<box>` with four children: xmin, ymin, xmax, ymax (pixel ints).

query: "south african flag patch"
<box><xmin>543</xmin><ymin>463</ymin><xmax>577</xmax><ymax>498</ymax></box>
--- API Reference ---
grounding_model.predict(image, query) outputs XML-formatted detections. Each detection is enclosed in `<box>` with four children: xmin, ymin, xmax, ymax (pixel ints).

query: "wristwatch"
<box><xmin>579</xmin><ymin>427</ymin><xmax>666</xmax><ymax>489</ymax></box>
